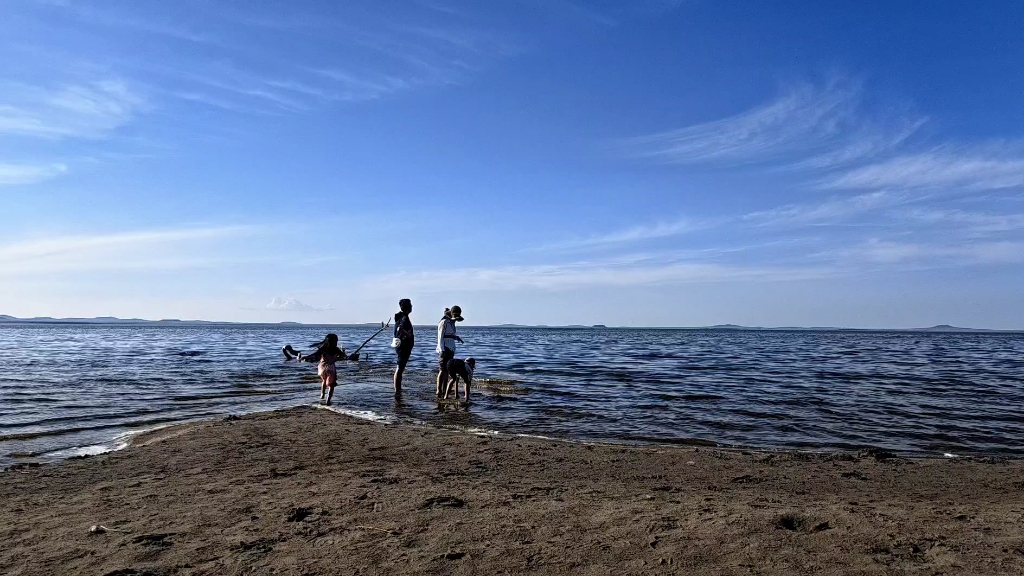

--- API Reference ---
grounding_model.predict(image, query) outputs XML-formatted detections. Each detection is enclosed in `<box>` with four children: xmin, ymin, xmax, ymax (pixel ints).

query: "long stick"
<box><xmin>349</xmin><ymin>319</ymin><xmax>390</xmax><ymax>358</ymax></box>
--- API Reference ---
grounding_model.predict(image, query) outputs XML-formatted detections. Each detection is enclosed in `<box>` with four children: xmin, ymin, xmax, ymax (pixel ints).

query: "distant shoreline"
<box><xmin>1</xmin><ymin>315</ymin><xmax>1021</xmax><ymax>332</ymax></box>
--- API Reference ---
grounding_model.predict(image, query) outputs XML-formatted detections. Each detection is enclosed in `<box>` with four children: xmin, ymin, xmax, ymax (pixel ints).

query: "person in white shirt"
<box><xmin>435</xmin><ymin>305</ymin><xmax>464</xmax><ymax>396</ymax></box>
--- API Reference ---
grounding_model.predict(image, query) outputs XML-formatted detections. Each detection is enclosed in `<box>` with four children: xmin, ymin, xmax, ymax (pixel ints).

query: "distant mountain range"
<box><xmin>492</xmin><ymin>323</ymin><xmax>608</xmax><ymax>329</ymax></box>
<box><xmin>0</xmin><ymin>315</ymin><xmax>1018</xmax><ymax>332</ymax></box>
<box><xmin>0</xmin><ymin>314</ymin><xmax>221</xmax><ymax>325</ymax></box>
<box><xmin>0</xmin><ymin>315</ymin><xmax>369</xmax><ymax>326</ymax></box>
<box><xmin>491</xmin><ymin>323</ymin><xmax>1017</xmax><ymax>332</ymax></box>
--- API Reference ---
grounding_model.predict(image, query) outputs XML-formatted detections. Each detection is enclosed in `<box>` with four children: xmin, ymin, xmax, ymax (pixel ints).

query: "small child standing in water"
<box><xmin>306</xmin><ymin>333</ymin><xmax>346</xmax><ymax>405</ymax></box>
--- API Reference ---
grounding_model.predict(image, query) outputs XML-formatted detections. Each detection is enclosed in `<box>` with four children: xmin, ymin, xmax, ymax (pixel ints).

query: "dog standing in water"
<box><xmin>443</xmin><ymin>357</ymin><xmax>476</xmax><ymax>405</ymax></box>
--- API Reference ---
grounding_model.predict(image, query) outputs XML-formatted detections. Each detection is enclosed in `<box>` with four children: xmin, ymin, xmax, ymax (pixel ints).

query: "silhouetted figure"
<box><xmin>393</xmin><ymin>299</ymin><xmax>414</xmax><ymax>394</ymax></box>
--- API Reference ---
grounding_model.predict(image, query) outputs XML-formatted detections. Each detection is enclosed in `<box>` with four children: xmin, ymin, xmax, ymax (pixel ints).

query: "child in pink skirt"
<box><xmin>306</xmin><ymin>333</ymin><xmax>345</xmax><ymax>405</ymax></box>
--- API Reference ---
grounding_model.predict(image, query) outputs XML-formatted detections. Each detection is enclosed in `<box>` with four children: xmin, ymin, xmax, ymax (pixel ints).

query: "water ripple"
<box><xmin>1</xmin><ymin>325</ymin><xmax>1023</xmax><ymax>465</ymax></box>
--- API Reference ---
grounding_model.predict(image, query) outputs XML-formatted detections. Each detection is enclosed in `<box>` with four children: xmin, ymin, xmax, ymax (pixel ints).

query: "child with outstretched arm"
<box><xmin>307</xmin><ymin>334</ymin><xmax>346</xmax><ymax>405</ymax></box>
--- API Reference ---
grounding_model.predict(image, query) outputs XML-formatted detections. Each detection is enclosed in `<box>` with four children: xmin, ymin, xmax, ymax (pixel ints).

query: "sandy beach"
<box><xmin>2</xmin><ymin>407</ymin><xmax>1023</xmax><ymax>575</ymax></box>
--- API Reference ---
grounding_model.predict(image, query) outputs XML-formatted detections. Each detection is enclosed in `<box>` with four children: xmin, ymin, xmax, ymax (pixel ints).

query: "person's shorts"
<box><xmin>438</xmin><ymin>348</ymin><xmax>454</xmax><ymax>371</ymax></box>
<box><xmin>396</xmin><ymin>344</ymin><xmax>413</xmax><ymax>369</ymax></box>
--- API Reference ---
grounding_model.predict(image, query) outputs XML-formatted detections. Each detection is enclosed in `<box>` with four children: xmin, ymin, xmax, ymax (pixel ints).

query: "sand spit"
<box><xmin>2</xmin><ymin>407</ymin><xmax>1023</xmax><ymax>575</ymax></box>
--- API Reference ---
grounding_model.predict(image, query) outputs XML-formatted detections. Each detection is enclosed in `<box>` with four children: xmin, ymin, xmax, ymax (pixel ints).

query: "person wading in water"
<box><xmin>392</xmin><ymin>298</ymin><xmax>414</xmax><ymax>395</ymax></box>
<box><xmin>435</xmin><ymin>305</ymin><xmax>464</xmax><ymax>397</ymax></box>
<box><xmin>306</xmin><ymin>334</ymin><xmax>345</xmax><ymax>405</ymax></box>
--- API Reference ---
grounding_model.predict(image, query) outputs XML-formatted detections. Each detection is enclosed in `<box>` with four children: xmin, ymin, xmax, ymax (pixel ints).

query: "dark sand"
<box><xmin>2</xmin><ymin>407</ymin><xmax>1023</xmax><ymax>575</ymax></box>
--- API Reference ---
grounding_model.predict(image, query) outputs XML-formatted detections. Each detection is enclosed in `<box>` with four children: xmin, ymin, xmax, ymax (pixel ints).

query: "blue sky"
<box><xmin>1</xmin><ymin>0</ymin><xmax>1023</xmax><ymax>328</ymax></box>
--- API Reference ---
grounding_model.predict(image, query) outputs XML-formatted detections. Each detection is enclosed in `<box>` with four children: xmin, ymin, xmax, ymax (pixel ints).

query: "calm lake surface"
<box><xmin>1</xmin><ymin>323</ymin><xmax>1023</xmax><ymax>466</ymax></box>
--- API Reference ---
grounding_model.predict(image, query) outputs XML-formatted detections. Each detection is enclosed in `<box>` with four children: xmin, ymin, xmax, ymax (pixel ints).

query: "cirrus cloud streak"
<box><xmin>372</xmin><ymin>257</ymin><xmax>832</xmax><ymax>293</ymax></box>
<box><xmin>0</xmin><ymin>162</ymin><xmax>68</xmax><ymax>185</ymax></box>
<box><xmin>0</xmin><ymin>226</ymin><xmax>258</xmax><ymax>276</ymax></box>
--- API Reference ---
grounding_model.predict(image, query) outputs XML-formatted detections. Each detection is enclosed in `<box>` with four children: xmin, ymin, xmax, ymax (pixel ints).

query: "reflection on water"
<box><xmin>1</xmin><ymin>323</ymin><xmax>1023</xmax><ymax>465</ymax></box>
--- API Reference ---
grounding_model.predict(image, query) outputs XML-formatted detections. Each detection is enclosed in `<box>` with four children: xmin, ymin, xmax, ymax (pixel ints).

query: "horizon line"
<box><xmin>0</xmin><ymin>314</ymin><xmax>1020</xmax><ymax>332</ymax></box>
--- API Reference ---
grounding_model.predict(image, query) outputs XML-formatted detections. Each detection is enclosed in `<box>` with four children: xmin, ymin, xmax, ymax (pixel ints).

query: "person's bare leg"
<box><xmin>320</xmin><ymin>379</ymin><xmax>326</xmax><ymax>400</ymax></box>
<box><xmin>436</xmin><ymin>369</ymin><xmax>445</xmax><ymax>397</ymax></box>
<box><xmin>326</xmin><ymin>385</ymin><xmax>334</xmax><ymax>405</ymax></box>
<box><xmin>394</xmin><ymin>365</ymin><xmax>404</xmax><ymax>394</ymax></box>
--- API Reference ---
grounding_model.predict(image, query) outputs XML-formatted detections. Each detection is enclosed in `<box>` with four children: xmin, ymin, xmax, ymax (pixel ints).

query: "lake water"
<box><xmin>1</xmin><ymin>323</ymin><xmax>1023</xmax><ymax>466</ymax></box>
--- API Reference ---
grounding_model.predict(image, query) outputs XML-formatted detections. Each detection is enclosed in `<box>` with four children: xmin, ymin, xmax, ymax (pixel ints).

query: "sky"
<box><xmin>1</xmin><ymin>0</ymin><xmax>1023</xmax><ymax>328</ymax></box>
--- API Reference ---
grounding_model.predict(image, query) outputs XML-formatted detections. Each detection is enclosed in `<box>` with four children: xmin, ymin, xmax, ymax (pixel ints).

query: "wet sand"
<box><xmin>2</xmin><ymin>406</ymin><xmax>1023</xmax><ymax>575</ymax></box>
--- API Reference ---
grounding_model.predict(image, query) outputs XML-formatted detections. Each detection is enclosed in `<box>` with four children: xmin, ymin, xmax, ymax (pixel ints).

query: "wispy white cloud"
<box><xmin>901</xmin><ymin>208</ymin><xmax>1024</xmax><ymax>235</ymax></box>
<box><xmin>848</xmin><ymin>239</ymin><xmax>1024</xmax><ymax>265</ymax></box>
<box><xmin>164</xmin><ymin>65</ymin><xmax>425</xmax><ymax>114</ymax></box>
<box><xmin>846</xmin><ymin>240</ymin><xmax>927</xmax><ymax>265</ymax></box>
<box><xmin>308</xmin><ymin>69</ymin><xmax>418</xmax><ymax>101</ymax></box>
<box><xmin>171</xmin><ymin>91</ymin><xmax>273</xmax><ymax>115</ymax></box>
<box><xmin>34</xmin><ymin>0</ymin><xmax>220</xmax><ymax>44</ymax></box>
<box><xmin>0</xmin><ymin>226</ymin><xmax>255</xmax><ymax>276</ymax></box>
<box><xmin>543</xmin><ymin>191</ymin><xmax>906</xmax><ymax>253</ymax></box>
<box><xmin>373</xmin><ymin>256</ymin><xmax>829</xmax><ymax>292</ymax></box>
<box><xmin>626</xmin><ymin>76</ymin><xmax>1024</xmax><ymax>195</ymax></box>
<box><xmin>623</xmin><ymin>78</ymin><xmax>924</xmax><ymax>168</ymax></box>
<box><xmin>742</xmin><ymin>191</ymin><xmax>908</xmax><ymax>227</ymax></box>
<box><xmin>0</xmin><ymin>80</ymin><xmax>146</xmax><ymax>139</ymax></box>
<box><xmin>266</xmin><ymin>297</ymin><xmax>332</xmax><ymax>312</ymax></box>
<box><xmin>160</xmin><ymin>66</ymin><xmax>313</xmax><ymax>113</ymax></box>
<box><xmin>617</xmin><ymin>75</ymin><xmax>1024</xmax><ymax>273</ymax></box>
<box><xmin>156</xmin><ymin>31</ymin><xmax>488</xmax><ymax>114</ymax></box>
<box><xmin>823</xmin><ymin>149</ymin><xmax>1024</xmax><ymax>191</ymax></box>
<box><xmin>541</xmin><ymin>217</ymin><xmax>703</xmax><ymax>250</ymax></box>
<box><xmin>139</xmin><ymin>4</ymin><xmax>520</xmax><ymax>113</ymax></box>
<box><xmin>543</xmin><ymin>0</ymin><xmax>686</xmax><ymax>28</ymax></box>
<box><xmin>11</xmin><ymin>2</ymin><xmax>524</xmax><ymax>118</ymax></box>
<box><xmin>0</xmin><ymin>162</ymin><xmax>67</xmax><ymax>185</ymax></box>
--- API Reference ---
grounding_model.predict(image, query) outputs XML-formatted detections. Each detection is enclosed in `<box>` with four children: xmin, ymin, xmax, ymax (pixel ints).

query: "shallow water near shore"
<box><xmin>1</xmin><ymin>323</ymin><xmax>1023</xmax><ymax>466</ymax></box>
